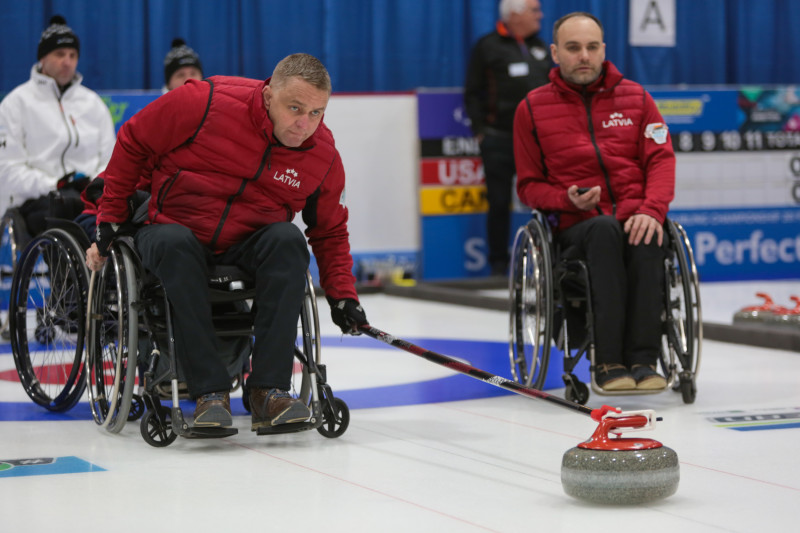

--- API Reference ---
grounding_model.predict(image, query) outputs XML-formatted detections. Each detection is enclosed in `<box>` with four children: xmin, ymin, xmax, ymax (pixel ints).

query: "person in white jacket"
<box><xmin>0</xmin><ymin>15</ymin><xmax>115</xmax><ymax>241</ymax></box>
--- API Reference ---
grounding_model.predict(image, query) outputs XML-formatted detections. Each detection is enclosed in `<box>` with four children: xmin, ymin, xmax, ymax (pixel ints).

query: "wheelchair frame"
<box><xmin>509</xmin><ymin>211</ymin><xmax>702</xmax><ymax>404</ymax></box>
<box><xmin>85</xmin><ymin>236</ymin><xmax>349</xmax><ymax>446</ymax></box>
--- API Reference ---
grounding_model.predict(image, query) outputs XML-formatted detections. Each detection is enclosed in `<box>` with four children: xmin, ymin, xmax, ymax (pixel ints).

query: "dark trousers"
<box><xmin>135</xmin><ymin>222</ymin><xmax>310</xmax><ymax>398</ymax></box>
<box><xmin>557</xmin><ymin>216</ymin><xmax>668</xmax><ymax>368</ymax></box>
<box><xmin>480</xmin><ymin>132</ymin><xmax>515</xmax><ymax>272</ymax></box>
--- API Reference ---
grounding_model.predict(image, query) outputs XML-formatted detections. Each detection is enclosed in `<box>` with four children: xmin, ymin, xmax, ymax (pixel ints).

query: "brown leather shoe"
<box><xmin>193</xmin><ymin>391</ymin><xmax>232</xmax><ymax>427</ymax></box>
<box><xmin>250</xmin><ymin>387</ymin><xmax>310</xmax><ymax>430</ymax></box>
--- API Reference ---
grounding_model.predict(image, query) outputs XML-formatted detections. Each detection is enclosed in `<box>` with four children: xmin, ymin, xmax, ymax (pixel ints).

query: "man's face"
<box><xmin>167</xmin><ymin>66</ymin><xmax>203</xmax><ymax>91</ymax></box>
<box><xmin>507</xmin><ymin>0</ymin><xmax>543</xmax><ymax>38</ymax></box>
<box><xmin>263</xmin><ymin>77</ymin><xmax>328</xmax><ymax>148</ymax></box>
<box><xmin>550</xmin><ymin>16</ymin><xmax>605</xmax><ymax>86</ymax></box>
<box><xmin>40</xmin><ymin>48</ymin><xmax>79</xmax><ymax>87</ymax></box>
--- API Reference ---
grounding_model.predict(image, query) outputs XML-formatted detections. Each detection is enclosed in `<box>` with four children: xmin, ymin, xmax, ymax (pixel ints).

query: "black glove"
<box><xmin>95</xmin><ymin>221</ymin><xmax>120</xmax><ymax>257</ymax></box>
<box><xmin>57</xmin><ymin>171</ymin><xmax>90</xmax><ymax>192</ymax></box>
<box><xmin>328</xmin><ymin>297</ymin><xmax>368</xmax><ymax>335</ymax></box>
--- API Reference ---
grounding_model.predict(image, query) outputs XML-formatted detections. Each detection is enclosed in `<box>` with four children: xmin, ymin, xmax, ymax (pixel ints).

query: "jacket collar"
<box><xmin>496</xmin><ymin>20</ymin><xmax>533</xmax><ymax>44</ymax></box>
<box><xmin>30</xmin><ymin>63</ymin><xmax>83</xmax><ymax>96</ymax></box>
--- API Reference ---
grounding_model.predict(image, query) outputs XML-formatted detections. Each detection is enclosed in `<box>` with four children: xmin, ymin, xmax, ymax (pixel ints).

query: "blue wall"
<box><xmin>1</xmin><ymin>0</ymin><xmax>799</xmax><ymax>94</ymax></box>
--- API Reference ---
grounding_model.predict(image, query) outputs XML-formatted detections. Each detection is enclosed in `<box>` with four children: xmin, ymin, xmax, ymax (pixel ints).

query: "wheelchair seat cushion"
<box><xmin>208</xmin><ymin>265</ymin><xmax>253</xmax><ymax>288</ymax></box>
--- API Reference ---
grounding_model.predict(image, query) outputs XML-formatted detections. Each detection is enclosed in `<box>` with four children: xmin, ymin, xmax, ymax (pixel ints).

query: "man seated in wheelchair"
<box><xmin>86</xmin><ymin>53</ymin><xmax>369</xmax><ymax>430</ymax></box>
<box><xmin>513</xmin><ymin>13</ymin><xmax>674</xmax><ymax>391</ymax></box>
<box><xmin>0</xmin><ymin>15</ymin><xmax>115</xmax><ymax>245</ymax></box>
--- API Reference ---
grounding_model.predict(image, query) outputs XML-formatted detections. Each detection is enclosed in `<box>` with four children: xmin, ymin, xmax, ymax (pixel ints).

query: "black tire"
<box><xmin>679</xmin><ymin>373</ymin><xmax>697</xmax><ymax>404</ymax></box>
<box><xmin>9</xmin><ymin>230</ymin><xmax>89</xmax><ymax>411</ymax></box>
<box><xmin>317</xmin><ymin>397</ymin><xmax>349</xmax><ymax>438</ymax></box>
<box><xmin>140</xmin><ymin>407</ymin><xmax>178</xmax><ymax>447</ymax></box>
<box><xmin>565</xmin><ymin>380</ymin><xmax>589</xmax><ymax>405</ymax></box>
<box><xmin>508</xmin><ymin>218</ymin><xmax>553</xmax><ymax>390</ymax></box>
<box><xmin>127</xmin><ymin>394</ymin><xmax>146</xmax><ymax>421</ymax></box>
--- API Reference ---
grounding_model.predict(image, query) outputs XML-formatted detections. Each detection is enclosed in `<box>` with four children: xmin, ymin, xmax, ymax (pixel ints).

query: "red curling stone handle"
<box><xmin>578</xmin><ymin>415</ymin><xmax>663</xmax><ymax>451</ymax></box>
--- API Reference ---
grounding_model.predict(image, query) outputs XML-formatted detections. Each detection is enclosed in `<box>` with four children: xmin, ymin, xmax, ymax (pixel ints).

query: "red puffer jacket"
<box><xmin>99</xmin><ymin>76</ymin><xmax>356</xmax><ymax>300</ymax></box>
<box><xmin>513</xmin><ymin>61</ymin><xmax>675</xmax><ymax>232</ymax></box>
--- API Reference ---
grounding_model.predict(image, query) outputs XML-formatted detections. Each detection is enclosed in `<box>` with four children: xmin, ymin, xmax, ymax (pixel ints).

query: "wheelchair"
<box><xmin>508</xmin><ymin>211</ymin><xmax>702</xmax><ymax>405</ymax></box>
<box><xmin>3</xmin><ymin>190</ymin><xmax>89</xmax><ymax>341</ymax></box>
<box><xmin>84</xmin><ymin>235</ymin><xmax>350</xmax><ymax>447</ymax></box>
<box><xmin>6</xmin><ymin>215</ymin><xmax>91</xmax><ymax>412</ymax></box>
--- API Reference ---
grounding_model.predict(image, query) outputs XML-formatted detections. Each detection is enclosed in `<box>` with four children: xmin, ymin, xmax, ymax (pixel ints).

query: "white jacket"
<box><xmin>0</xmin><ymin>64</ymin><xmax>116</xmax><ymax>216</ymax></box>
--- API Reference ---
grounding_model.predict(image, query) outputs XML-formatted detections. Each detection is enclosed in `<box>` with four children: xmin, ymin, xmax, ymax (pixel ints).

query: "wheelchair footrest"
<box><xmin>255</xmin><ymin>420</ymin><xmax>317</xmax><ymax>435</ymax></box>
<box><xmin>182</xmin><ymin>426</ymin><xmax>239</xmax><ymax>439</ymax></box>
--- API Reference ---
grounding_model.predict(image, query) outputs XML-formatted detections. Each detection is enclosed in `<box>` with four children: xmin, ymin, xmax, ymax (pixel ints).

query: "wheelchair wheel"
<box><xmin>317</xmin><ymin>397</ymin><xmax>349</xmax><ymax>438</ymax></box>
<box><xmin>1</xmin><ymin>211</ymin><xmax>23</xmax><ymax>341</ymax></box>
<box><xmin>508</xmin><ymin>218</ymin><xmax>553</xmax><ymax>389</ymax></box>
<box><xmin>664</xmin><ymin>220</ymin><xmax>702</xmax><ymax>402</ymax></box>
<box><xmin>293</xmin><ymin>271</ymin><xmax>321</xmax><ymax>406</ymax></box>
<box><xmin>140</xmin><ymin>406</ymin><xmax>178</xmax><ymax>447</ymax></box>
<box><xmin>86</xmin><ymin>243</ymin><xmax>140</xmax><ymax>432</ymax></box>
<box><xmin>8</xmin><ymin>229</ymin><xmax>89</xmax><ymax>411</ymax></box>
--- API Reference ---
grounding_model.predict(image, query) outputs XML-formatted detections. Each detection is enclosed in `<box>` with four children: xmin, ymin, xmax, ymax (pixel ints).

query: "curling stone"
<box><xmin>561</xmin><ymin>411</ymin><xmax>679</xmax><ymax>504</ymax></box>
<box><xmin>732</xmin><ymin>292</ymin><xmax>775</xmax><ymax>324</ymax></box>
<box><xmin>762</xmin><ymin>296</ymin><xmax>800</xmax><ymax>329</ymax></box>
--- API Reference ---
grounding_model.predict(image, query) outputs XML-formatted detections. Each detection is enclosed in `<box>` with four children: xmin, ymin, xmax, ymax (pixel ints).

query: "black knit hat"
<box><xmin>164</xmin><ymin>38</ymin><xmax>203</xmax><ymax>85</ymax></box>
<box><xmin>37</xmin><ymin>15</ymin><xmax>80</xmax><ymax>60</ymax></box>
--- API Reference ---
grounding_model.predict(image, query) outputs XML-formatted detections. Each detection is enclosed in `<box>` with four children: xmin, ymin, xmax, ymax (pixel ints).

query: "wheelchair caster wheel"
<box><xmin>317</xmin><ymin>397</ymin><xmax>349</xmax><ymax>438</ymax></box>
<box><xmin>141</xmin><ymin>407</ymin><xmax>178</xmax><ymax>447</ymax></box>
<box><xmin>679</xmin><ymin>373</ymin><xmax>696</xmax><ymax>404</ymax></box>
<box><xmin>127</xmin><ymin>394</ymin><xmax>145</xmax><ymax>421</ymax></box>
<box><xmin>565</xmin><ymin>381</ymin><xmax>589</xmax><ymax>405</ymax></box>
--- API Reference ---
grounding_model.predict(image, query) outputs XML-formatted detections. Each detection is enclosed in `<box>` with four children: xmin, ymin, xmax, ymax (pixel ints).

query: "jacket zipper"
<box><xmin>56</xmin><ymin>96</ymin><xmax>72</xmax><ymax>176</ymax></box>
<box><xmin>70</xmin><ymin>115</ymin><xmax>80</xmax><ymax>148</ymax></box>
<box><xmin>209</xmin><ymin>143</ymin><xmax>273</xmax><ymax>249</ymax></box>
<box><xmin>156</xmin><ymin>170</ymin><xmax>181</xmax><ymax>213</ymax></box>
<box><xmin>582</xmin><ymin>91</ymin><xmax>616</xmax><ymax>216</ymax></box>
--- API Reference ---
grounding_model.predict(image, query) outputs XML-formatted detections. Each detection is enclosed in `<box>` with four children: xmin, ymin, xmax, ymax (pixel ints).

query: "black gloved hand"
<box><xmin>95</xmin><ymin>221</ymin><xmax>120</xmax><ymax>257</ymax></box>
<box><xmin>328</xmin><ymin>297</ymin><xmax>368</xmax><ymax>335</ymax></box>
<box><xmin>57</xmin><ymin>171</ymin><xmax>90</xmax><ymax>192</ymax></box>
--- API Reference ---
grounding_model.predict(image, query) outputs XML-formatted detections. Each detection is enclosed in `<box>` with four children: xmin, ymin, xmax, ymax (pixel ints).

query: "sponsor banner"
<box><xmin>421</xmin><ymin>137</ymin><xmax>481</xmax><ymax>158</ymax></box>
<box><xmin>673</xmin><ymin>130</ymin><xmax>800</xmax><ymax>152</ymax></box>
<box><xmin>420</xmin><ymin>157</ymin><xmax>484</xmax><ymax>186</ymax></box>
<box><xmin>652</xmin><ymin>90</ymin><xmax>739</xmax><ymax>132</ymax></box>
<box><xmin>420</xmin><ymin>186</ymin><xmax>488</xmax><ymax>216</ymax></box>
<box><xmin>421</xmin><ymin>212</ymin><xmax>529</xmax><ymax>279</ymax></box>
<box><xmin>703</xmin><ymin>407</ymin><xmax>800</xmax><ymax>432</ymax></box>
<box><xmin>306</xmin><ymin>250</ymin><xmax>419</xmax><ymax>286</ymax></box>
<box><xmin>417</xmin><ymin>90</ymin><xmax>473</xmax><ymax>139</ymax></box>
<box><xmin>655</xmin><ymin>87</ymin><xmax>800</xmax><ymax>151</ymax></box>
<box><xmin>98</xmin><ymin>92</ymin><xmax>160</xmax><ymax>132</ymax></box>
<box><xmin>670</xmin><ymin>206</ymin><xmax>800</xmax><ymax>281</ymax></box>
<box><xmin>0</xmin><ymin>456</ymin><xmax>105</xmax><ymax>478</ymax></box>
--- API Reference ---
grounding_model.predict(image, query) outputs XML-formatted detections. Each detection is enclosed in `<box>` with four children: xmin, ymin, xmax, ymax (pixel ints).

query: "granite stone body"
<box><xmin>561</xmin><ymin>446</ymin><xmax>679</xmax><ymax>504</ymax></box>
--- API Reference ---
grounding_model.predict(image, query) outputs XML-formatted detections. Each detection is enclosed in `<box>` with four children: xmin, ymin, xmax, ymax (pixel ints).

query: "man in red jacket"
<box><xmin>86</xmin><ymin>53</ymin><xmax>368</xmax><ymax>430</ymax></box>
<box><xmin>513</xmin><ymin>13</ymin><xmax>675</xmax><ymax>391</ymax></box>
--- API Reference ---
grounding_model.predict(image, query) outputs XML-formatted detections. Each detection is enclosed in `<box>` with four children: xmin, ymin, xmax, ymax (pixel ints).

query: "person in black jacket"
<box><xmin>464</xmin><ymin>0</ymin><xmax>551</xmax><ymax>275</ymax></box>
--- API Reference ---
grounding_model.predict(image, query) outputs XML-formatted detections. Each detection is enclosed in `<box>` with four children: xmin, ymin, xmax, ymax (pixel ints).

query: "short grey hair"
<box><xmin>271</xmin><ymin>53</ymin><xmax>331</xmax><ymax>95</ymax></box>
<box><xmin>499</xmin><ymin>0</ymin><xmax>530</xmax><ymax>21</ymax></box>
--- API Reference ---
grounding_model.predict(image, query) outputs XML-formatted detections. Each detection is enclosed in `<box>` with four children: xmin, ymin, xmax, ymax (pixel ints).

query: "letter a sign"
<box><xmin>629</xmin><ymin>0</ymin><xmax>675</xmax><ymax>47</ymax></box>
